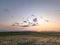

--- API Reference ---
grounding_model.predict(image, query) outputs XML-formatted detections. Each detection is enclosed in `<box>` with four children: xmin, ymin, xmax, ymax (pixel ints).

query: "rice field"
<box><xmin>0</xmin><ymin>35</ymin><xmax>60</xmax><ymax>45</ymax></box>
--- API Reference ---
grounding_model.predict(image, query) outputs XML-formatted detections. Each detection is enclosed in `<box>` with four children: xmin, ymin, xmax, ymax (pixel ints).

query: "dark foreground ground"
<box><xmin>0</xmin><ymin>32</ymin><xmax>60</xmax><ymax>45</ymax></box>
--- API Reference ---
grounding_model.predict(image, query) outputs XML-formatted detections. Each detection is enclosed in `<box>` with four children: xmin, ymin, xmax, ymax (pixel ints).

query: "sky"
<box><xmin>0</xmin><ymin>0</ymin><xmax>60</xmax><ymax>32</ymax></box>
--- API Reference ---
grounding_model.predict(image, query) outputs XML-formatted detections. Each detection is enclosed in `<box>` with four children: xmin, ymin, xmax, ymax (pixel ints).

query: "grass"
<box><xmin>0</xmin><ymin>31</ymin><xmax>60</xmax><ymax>45</ymax></box>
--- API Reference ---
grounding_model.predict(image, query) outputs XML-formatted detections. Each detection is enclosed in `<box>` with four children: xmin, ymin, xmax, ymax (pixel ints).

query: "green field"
<box><xmin>0</xmin><ymin>32</ymin><xmax>60</xmax><ymax>45</ymax></box>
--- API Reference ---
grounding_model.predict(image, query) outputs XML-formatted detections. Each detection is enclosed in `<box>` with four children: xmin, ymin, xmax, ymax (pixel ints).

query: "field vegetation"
<box><xmin>0</xmin><ymin>31</ymin><xmax>60</xmax><ymax>45</ymax></box>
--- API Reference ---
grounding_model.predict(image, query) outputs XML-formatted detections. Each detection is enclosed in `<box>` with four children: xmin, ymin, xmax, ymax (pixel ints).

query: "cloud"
<box><xmin>11</xmin><ymin>22</ymin><xmax>20</xmax><ymax>26</ymax></box>
<box><xmin>39</xmin><ymin>17</ymin><xmax>50</xmax><ymax>22</ymax></box>
<box><xmin>4</xmin><ymin>9</ymin><xmax>10</xmax><ymax>12</ymax></box>
<box><xmin>31</xmin><ymin>14</ymin><xmax>35</xmax><ymax>16</ymax></box>
<box><xmin>45</xmin><ymin>20</ymin><xmax>49</xmax><ymax>22</ymax></box>
<box><xmin>23</xmin><ymin>21</ymin><xmax>27</xmax><ymax>23</ymax></box>
<box><xmin>32</xmin><ymin>24</ymin><xmax>37</xmax><ymax>26</ymax></box>
<box><xmin>15</xmin><ymin>23</ymin><xmax>20</xmax><ymax>25</ymax></box>
<box><xmin>0</xmin><ymin>24</ymin><xmax>3</xmax><ymax>26</ymax></box>
<box><xmin>21</xmin><ymin>25</ymin><xmax>29</xmax><ymax>27</ymax></box>
<box><xmin>4</xmin><ymin>9</ymin><xmax>8</xmax><ymax>11</ymax></box>
<box><xmin>11</xmin><ymin>16</ymin><xmax>14</xmax><ymax>18</ymax></box>
<box><xmin>11</xmin><ymin>17</ymin><xmax>39</xmax><ymax>27</ymax></box>
<box><xmin>11</xmin><ymin>22</ymin><xmax>29</xmax><ymax>27</ymax></box>
<box><xmin>11</xmin><ymin>24</ymin><xmax>16</xmax><ymax>26</ymax></box>
<box><xmin>40</xmin><ymin>17</ymin><xmax>43</xmax><ymax>18</ymax></box>
<box><xmin>33</xmin><ymin>18</ymin><xmax>37</xmax><ymax>22</ymax></box>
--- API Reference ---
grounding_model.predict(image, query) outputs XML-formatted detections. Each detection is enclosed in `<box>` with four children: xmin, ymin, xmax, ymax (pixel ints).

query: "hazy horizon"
<box><xmin>0</xmin><ymin>29</ymin><xmax>60</xmax><ymax>32</ymax></box>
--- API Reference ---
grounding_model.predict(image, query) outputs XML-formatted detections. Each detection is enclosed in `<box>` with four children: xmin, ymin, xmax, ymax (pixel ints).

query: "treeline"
<box><xmin>0</xmin><ymin>31</ymin><xmax>60</xmax><ymax>36</ymax></box>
